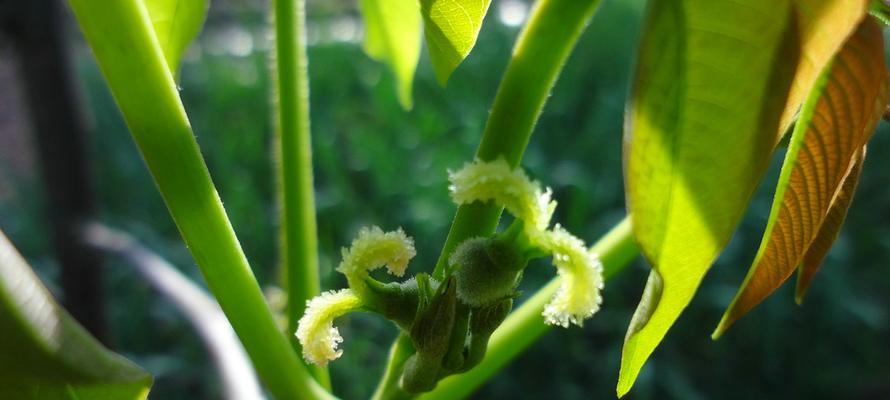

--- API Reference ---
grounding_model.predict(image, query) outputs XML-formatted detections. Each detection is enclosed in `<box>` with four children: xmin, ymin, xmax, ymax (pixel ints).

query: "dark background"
<box><xmin>1</xmin><ymin>0</ymin><xmax>889</xmax><ymax>398</ymax></box>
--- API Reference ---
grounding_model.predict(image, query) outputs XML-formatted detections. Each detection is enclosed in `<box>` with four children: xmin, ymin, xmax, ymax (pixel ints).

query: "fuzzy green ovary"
<box><xmin>449</xmin><ymin>237</ymin><xmax>525</xmax><ymax>307</ymax></box>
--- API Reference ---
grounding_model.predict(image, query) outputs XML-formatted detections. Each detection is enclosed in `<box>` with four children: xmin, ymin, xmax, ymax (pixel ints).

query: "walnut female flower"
<box><xmin>540</xmin><ymin>225</ymin><xmax>604</xmax><ymax>327</ymax></box>
<box><xmin>448</xmin><ymin>159</ymin><xmax>604</xmax><ymax>327</ymax></box>
<box><xmin>449</xmin><ymin>158</ymin><xmax>556</xmax><ymax>233</ymax></box>
<box><xmin>297</xmin><ymin>226</ymin><xmax>416</xmax><ymax>366</ymax></box>
<box><xmin>295</xmin><ymin>289</ymin><xmax>363</xmax><ymax>366</ymax></box>
<box><xmin>337</xmin><ymin>226</ymin><xmax>416</xmax><ymax>294</ymax></box>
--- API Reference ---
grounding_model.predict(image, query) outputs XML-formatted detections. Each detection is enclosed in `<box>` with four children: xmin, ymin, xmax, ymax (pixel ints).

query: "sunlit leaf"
<box><xmin>0</xmin><ymin>231</ymin><xmax>152</xmax><ymax>399</ymax></box>
<box><xmin>420</xmin><ymin>0</ymin><xmax>492</xmax><ymax>85</ymax></box>
<box><xmin>714</xmin><ymin>19</ymin><xmax>887</xmax><ymax>336</ymax></box>
<box><xmin>618</xmin><ymin>0</ymin><xmax>869</xmax><ymax>396</ymax></box>
<box><xmin>360</xmin><ymin>0</ymin><xmax>422</xmax><ymax>109</ymax></box>
<box><xmin>796</xmin><ymin>147</ymin><xmax>866</xmax><ymax>302</ymax></box>
<box><xmin>143</xmin><ymin>0</ymin><xmax>208</xmax><ymax>74</ymax></box>
<box><xmin>777</xmin><ymin>0</ymin><xmax>871</xmax><ymax>138</ymax></box>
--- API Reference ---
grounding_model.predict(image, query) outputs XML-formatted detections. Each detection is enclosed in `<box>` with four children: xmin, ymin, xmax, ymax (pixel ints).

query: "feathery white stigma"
<box><xmin>336</xmin><ymin>226</ymin><xmax>416</xmax><ymax>285</ymax></box>
<box><xmin>540</xmin><ymin>225</ymin><xmax>604</xmax><ymax>328</ymax></box>
<box><xmin>448</xmin><ymin>158</ymin><xmax>556</xmax><ymax>232</ymax></box>
<box><xmin>296</xmin><ymin>289</ymin><xmax>363</xmax><ymax>366</ymax></box>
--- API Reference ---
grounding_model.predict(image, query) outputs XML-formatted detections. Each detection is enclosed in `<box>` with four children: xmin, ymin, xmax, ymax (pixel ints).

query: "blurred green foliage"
<box><xmin>1</xmin><ymin>0</ymin><xmax>889</xmax><ymax>398</ymax></box>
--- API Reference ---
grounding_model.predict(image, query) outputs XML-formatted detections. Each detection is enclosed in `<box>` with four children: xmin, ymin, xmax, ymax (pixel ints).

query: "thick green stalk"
<box><xmin>375</xmin><ymin>0</ymin><xmax>604</xmax><ymax>397</ymax></box>
<box><xmin>65</xmin><ymin>1</ymin><xmax>331</xmax><ymax>399</ymax></box>
<box><xmin>272</xmin><ymin>0</ymin><xmax>328</xmax><ymax>386</ymax></box>
<box><xmin>420</xmin><ymin>218</ymin><xmax>638</xmax><ymax>399</ymax></box>
<box><xmin>432</xmin><ymin>0</ymin><xmax>603</xmax><ymax>278</ymax></box>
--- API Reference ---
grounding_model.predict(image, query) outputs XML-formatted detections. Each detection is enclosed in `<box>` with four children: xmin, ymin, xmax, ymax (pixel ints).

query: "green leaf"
<box><xmin>715</xmin><ymin>18</ymin><xmax>888</xmax><ymax>334</ymax></box>
<box><xmin>420</xmin><ymin>0</ymin><xmax>492</xmax><ymax>85</ymax></box>
<box><xmin>619</xmin><ymin>0</ymin><xmax>869</xmax><ymax>396</ymax></box>
<box><xmin>143</xmin><ymin>0</ymin><xmax>208</xmax><ymax>74</ymax></box>
<box><xmin>0</xmin><ymin>230</ymin><xmax>152</xmax><ymax>399</ymax></box>
<box><xmin>360</xmin><ymin>0</ymin><xmax>422</xmax><ymax>109</ymax></box>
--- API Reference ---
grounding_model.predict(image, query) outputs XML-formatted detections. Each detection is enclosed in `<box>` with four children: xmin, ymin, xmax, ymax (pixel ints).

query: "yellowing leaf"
<box><xmin>0</xmin><ymin>231</ymin><xmax>152</xmax><ymax>399</ymax></box>
<box><xmin>619</xmin><ymin>0</ymin><xmax>869</xmax><ymax>396</ymax></box>
<box><xmin>796</xmin><ymin>147</ymin><xmax>866</xmax><ymax>302</ymax></box>
<box><xmin>360</xmin><ymin>0</ymin><xmax>423</xmax><ymax>109</ymax></box>
<box><xmin>714</xmin><ymin>19</ymin><xmax>887</xmax><ymax>336</ymax></box>
<box><xmin>143</xmin><ymin>0</ymin><xmax>208</xmax><ymax>74</ymax></box>
<box><xmin>420</xmin><ymin>0</ymin><xmax>492</xmax><ymax>85</ymax></box>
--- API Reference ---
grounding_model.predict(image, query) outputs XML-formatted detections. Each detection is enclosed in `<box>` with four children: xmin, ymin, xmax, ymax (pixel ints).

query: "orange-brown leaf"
<box><xmin>795</xmin><ymin>147</ymin><xmax>866</xmax><ymax>303</ymax></box>
<box><xmin>714</xmin><ymin>18</ymin><xmax>889</xmax><ymax>337</ymax></box>
<box><xmin>778</xmin><ymin>0</ymin><xmax>870</xmax><ymax>140</ymax></box>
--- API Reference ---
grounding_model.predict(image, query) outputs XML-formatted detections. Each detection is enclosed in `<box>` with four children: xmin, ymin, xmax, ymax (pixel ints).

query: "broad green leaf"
<box><xmin>715</xmin><ymin>18</ymin><xmax>888</xmax><ymax>333</ymax></box>
<box><xmin>796</xmin><ymin>147</ymin><xmax>866</xmax><ymax>302</ymax></box>
<box><xmin>143</xmin><ymin>0</ymin><xmax>208</xmax><ymax>73</ymax></box>
<box><xmin>360</xmin><ymin>0</ymin><xmax>422</xmax><ymax>109</ymax></box>
<box><xmin>619</xmin><ymin>0</ymin><xmax>868</xmax><ymax>396</ymax></box>
<box><xmin>420</xmin><ymin>0</ymin><xmax>492</xmax><ymax>85</ymax></box>
<box><xmin>0</xmin><ymin>231</ymin><xmax>152</xmax><ymax>399</ymax></box>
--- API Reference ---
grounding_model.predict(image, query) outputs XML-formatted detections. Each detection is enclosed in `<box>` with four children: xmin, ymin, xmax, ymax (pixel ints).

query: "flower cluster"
<box><xmin>449</xmin><ymin>158</ymin><xmax>604</xmax><ymax>327</ymax></box>
<box><xmin>295</xmin><ymin>158</ymin><xmax>606</xmax><ymax>380</ymax></box>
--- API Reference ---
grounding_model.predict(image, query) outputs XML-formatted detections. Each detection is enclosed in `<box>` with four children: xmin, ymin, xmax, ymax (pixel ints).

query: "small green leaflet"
<box><xmin>143</xmin><ymin>0</ymin><xmax>208</xmax><ymax>74</ymax></box>
<box><xmin>714</xmin><ymin>18</ymin><xmax>888</xmax><ymax>335</ymax></box>
<box><xmin>0</xmin><ymin>231</ymin><xmax>152</xmax><ymax>399</ymax></box>
<box><xmin>360</xmin><ymin>0</ymin><xmax>422</xmax><ymax>109</ymax></box>
<box><xmin>421</xmin><ymin>0</ymin><xmax>492</xmax><ymax>85</ymax></box>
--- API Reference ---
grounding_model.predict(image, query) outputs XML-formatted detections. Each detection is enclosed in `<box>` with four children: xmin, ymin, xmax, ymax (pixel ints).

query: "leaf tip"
<box><xmin>615</xmin><ymin>373</ymin><xmax>634</xmax><ymax>398</ymax></box>
<box><xmin>712</xmin><ymin>307</ymin><xmax>738</xmax><ymax>340</ymax></box>
<box><xmin>397</xmin><ymin>91</ymin><xmax>414</xmax><ymax>111</ymax></box>
<box><xmin>432</xmin><ymin>66</ymin><xmax>453</xmax><ymax>88</ymax></box>
<box><xmin>710</xmin><ymin>325</ymin><xmax>725</xmax><ymax>341</ymax></box>
<box><xmin>794</xmin><ymin>281</ymin><xmax>809</xmax><ymax>305</ymax></box>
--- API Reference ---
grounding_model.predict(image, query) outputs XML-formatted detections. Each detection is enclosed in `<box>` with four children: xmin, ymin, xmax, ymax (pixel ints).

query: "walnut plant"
<box><xmin>1</xmin><ymin>0</ymin><xmax>889</xmax><ymax>399</ymax></box>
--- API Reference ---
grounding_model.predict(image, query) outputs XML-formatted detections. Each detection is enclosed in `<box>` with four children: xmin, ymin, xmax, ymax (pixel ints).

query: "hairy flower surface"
<box><xmin>336</xmin><ymin>226</ymin><xmax>416</xmax><ymax>286</ymax></box>
<box><xmin>449</xmin><ymin>159</ymin><xmax>604</xmax><ymax>327</ymax></box>
<box><xmin>449</xmin><ymin>158</ymin><xmax>556</xmax><ymax>232</ymax></box>
<box><xmin>540</xmin><ymin>225</ymin><xmax>604</xmax><ymax>327</ymax></box>
<box><xmin>296</xmin><ymin>289</ymin><xmax>363</xmax><ymax>366</ymax></box>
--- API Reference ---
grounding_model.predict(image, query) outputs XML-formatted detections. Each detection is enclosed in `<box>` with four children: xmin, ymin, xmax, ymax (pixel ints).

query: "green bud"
<box><xmin>401</xmin><ymin>278</ymin><xmax>457</xmax><ymax>393</ymax></box>
<box><xmin>462</xmin><ymin>298</ymin><xmax>513</xmax><ymax>371</ymax></box>
<box><xmin>450</xmin><ymin>237</ymin><xmax>525</xmax><ymax>307</ymax></box>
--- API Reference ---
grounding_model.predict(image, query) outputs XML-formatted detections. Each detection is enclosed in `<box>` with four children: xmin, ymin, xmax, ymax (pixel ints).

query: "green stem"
<box><xmin>419</xmin><ymin>218</ymin><xmax>638</xmax><ymax>400</ymax></box>
<box><xmin>375</xmin><ymin>0</ymin><xmax>604</xmax><ymax>397</ymax></box>
<box><xmin>371</xmin><ymin>334</ymin><xmax>416</xmax><ymax>400</ymax></box>
<box><xmin>272</xmin><ymin>0</ymin><xmax>328</xmax><ymax>387</ymax></box>
<box><xmin>432</xmin><ymin>0</ymin><xmax>604</xmax><ymax>279</ymax></box>
<box><xmin>65</xmin><ymin>1</ymin><xmax>331</xmax><ymax>399</ymax></box>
